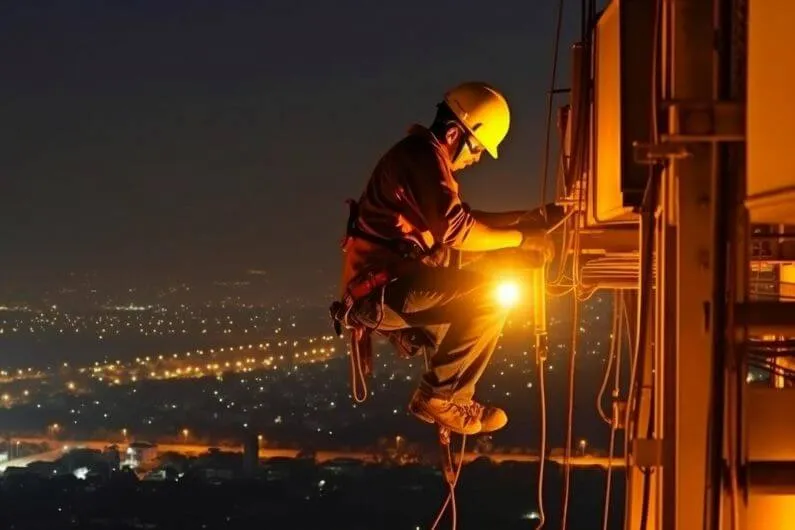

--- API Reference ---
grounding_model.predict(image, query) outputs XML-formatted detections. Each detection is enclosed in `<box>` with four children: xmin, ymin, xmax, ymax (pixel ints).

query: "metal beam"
<box><xmin>577</xmin><ymin>228</ymin><xmax>640</xmax><ymax>255</ymax></box>
<box><xmin>661</xmin><ymin>0</ymin><xmax>719</xmax><ymax>529</ymax></box>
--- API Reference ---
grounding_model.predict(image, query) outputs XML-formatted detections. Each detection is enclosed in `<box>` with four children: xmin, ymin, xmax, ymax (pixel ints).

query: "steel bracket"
<box><xmin>613</xmin><ymin>400</ymin><xmax>627</xmax><ymax>430</ymax></box>
<box><xmin>632</xmin><ymin>141</ymin><xmax>690</xmax><ymax>164</ymax></box>
<box><xmin>663</xmin><ymin>100</ymin><xmax>745</xmax><ymax>142</ymax></box>
<box><xmin>633</xmin><ymin>101</ymin><xmax>745</xmax><ymax>163</ymax></box>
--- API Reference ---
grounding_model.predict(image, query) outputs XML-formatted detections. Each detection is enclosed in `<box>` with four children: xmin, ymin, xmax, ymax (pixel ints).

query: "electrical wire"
<box><xmin>626</xmin><ymin>0</ymin><xmax>665</xmax><ymax>525</ymax></box>
<box><xmin>628</xmin><ymin>175</ymin><xmax>659</xmax><ymax>530</ymax></box>
<box><xmin>546</xmin><ymin>208</ymin><xmax>576</xmax><ymax>235</ymax></box>
<box><xmin>601</xmin><ymin>291</ymin><xmax>629</xmax><ymax>530</ymax></box>
<box><xmin>559</xmin><ymin>83</ymin><xmax>589</xmax><ymax>528</ymax></box>
<box><xmin>430</xmin><ymin>436</ymin><xmax>467</xmax><ymax>530</ymax></box>
<box><xmin>597</xmin><ymin>292</ymin><xmax>622</xmax><ymax>424</ymax></box>
<box><xmin>560</xmin><ymin>291</ymin><xmax>580</xmax><ymax>530</ymax></box>
<box><xmin>539</xmin><ymin>0</ymin><xmax>568</xmax><ymax>219</ymax></box>
<box><xmin>549</xmin><ymin>1</ymin><xmax>591</xmax><ymax>524</ymax></box>
<box><xmin>534</xmin><ymin>348</ymin><xmax>548</xmax><ymax>530</ymax></box>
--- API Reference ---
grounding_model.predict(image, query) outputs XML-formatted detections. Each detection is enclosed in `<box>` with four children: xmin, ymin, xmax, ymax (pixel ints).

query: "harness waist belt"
<box><xmin>343</xmin><ymin>199</ymin><xmax>428</xmax><ymax>260</ymax></box>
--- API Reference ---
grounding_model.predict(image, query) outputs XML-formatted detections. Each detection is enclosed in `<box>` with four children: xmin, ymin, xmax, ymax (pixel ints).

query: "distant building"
<box><xmin>62</xmin><ymin>447</ymin><xmax>103</xmax><ymax>473</ymax></box>
<box><xmin>320</xmin><ymin>458</ymin><xmax>365</xmax><ymax>478</ymax></box>
<box><xmin>242</xmin><ymin>434</ymin><xmax>259</xmax><ymax>478</ymax></box>
<box><xmin>26</xmin><ymin>461</ymin><xmax>60</xmax><ymax>477</ymax></box>
<box><xmin>261</xmin><ymin>457</ymin><xmax>298</xmax><ymax>482</ymax></box>
<box><xmin>103</xmin><ymin>445</ymin><xmax>121</xmax><ymax>469</ymax></box>
<box><xmin>190</xmin><ymin>448</ymin><xmax>241</xmax><ymax>483</ymax></box>
<box><xmin>125</xmin><ymin>441</ymin><xmax>157</xmax><ymax>468</ymax></box>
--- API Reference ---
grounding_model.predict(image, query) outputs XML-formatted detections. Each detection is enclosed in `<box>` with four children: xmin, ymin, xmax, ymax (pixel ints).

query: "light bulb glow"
<box><xmin>495</xmin><ymin>280</ymin><xmax>521</xmax><ymax>308</ymax></box>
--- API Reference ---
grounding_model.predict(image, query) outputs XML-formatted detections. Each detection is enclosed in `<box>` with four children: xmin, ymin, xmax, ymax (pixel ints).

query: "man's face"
<box><xmin>445</xmin><ymin>127</ymin><xmax>485</xmax><ymax>172</ymax></box>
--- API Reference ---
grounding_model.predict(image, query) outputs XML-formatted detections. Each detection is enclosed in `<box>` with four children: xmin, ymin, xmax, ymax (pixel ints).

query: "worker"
<box><xmin>334</xmin><ymin>82</ymin><xmax>553</xmax><ymax>436</ymax></box>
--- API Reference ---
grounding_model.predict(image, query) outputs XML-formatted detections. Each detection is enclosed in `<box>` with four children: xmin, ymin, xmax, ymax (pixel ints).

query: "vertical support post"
<box><xmin>626</xmin><ymin>205</ymin><xmax>660</xmax><ymax>530</ymax></box>
<box><xmin>660</xmin><ymin>156</ymin><xmax>679</xmax><ymax>530</ymax></box>
<box><xmin>664</xmin><ymin>1</ymin><xmax>719</xmax><ymax>529</ymax></box>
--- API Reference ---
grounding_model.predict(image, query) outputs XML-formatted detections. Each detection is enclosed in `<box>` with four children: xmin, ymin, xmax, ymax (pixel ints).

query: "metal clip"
<box><xmin>633</xmin><ymin>141</ymin><xmax>691</xmax><ymax>164</ymax></box>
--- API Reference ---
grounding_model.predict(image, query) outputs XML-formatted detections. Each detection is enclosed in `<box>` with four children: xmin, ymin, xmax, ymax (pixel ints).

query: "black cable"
<box><xmin>601</xmin><ymin>291</ymin><xmax>626</xmax><ymax>530</ymax></box>
<box><xmin>540</xmin><ymin>0</ymin><xmax>566</xmax><ymax>219</ymax></box>
<box><xmin>560</xmin><ymin>293</ymin><xmax>579</xmax><ymax>530</ymax></box>
<box><xmin>704</xmin><ymin>0</ymin><xmax>736</xmax><ymax>526</ymax></box>
<box><xmin>634</xmin><ymin>172</ymin><xmax>659</xmax><ymax>530</ymax></box>
<box><xmin>636</xmin><ymin>0</ymin><xmax>664</xmax><ymax>525</ymax></box>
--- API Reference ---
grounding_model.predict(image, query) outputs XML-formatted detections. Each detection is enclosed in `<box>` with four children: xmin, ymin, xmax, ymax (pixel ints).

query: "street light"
<box><xmin>182</xmin><ymin>428</ymin><xmax>189</xmax><ymax>441</ymax></box>
<box><xmin>48</xmin><ymin>423</ymin><xmax>60</xmax><ymax>439</ymax></box>
<box><xmin>578</xmin><ymin>439</ymin><xmax>588</xmax><ymax>456</ymax></box>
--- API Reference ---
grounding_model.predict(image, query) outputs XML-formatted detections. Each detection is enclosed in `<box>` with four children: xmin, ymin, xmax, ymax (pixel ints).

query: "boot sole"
<box><xmin>408</xmin><ymin>402</ymin><xmax>435</xmax><ymax>424</ymax></box>
<box><xmin>408</xmin><ymin>402</ymin><xmax>481</xmax><ymax>435</ymax></box>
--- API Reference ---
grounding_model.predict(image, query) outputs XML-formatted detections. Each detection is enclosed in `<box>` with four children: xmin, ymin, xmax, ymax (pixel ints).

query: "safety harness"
<box><xmin>329</xmin><ymin>199</ymin><xmax>432</xmax><ymax>402</ymax></box>
<box><xmin>341</xmin><ymin>199</ymin><xmax>428</xmax><ymax>260</ymax></box>
<box><xmin>329</xmin><ymin>268</ymin><xmax>391</xmax><ymax>402</ymax></box>
<box><xmin>329</xmin><ymin>198</ymin><xmax>468</xmax><ymax>530</ymax></box>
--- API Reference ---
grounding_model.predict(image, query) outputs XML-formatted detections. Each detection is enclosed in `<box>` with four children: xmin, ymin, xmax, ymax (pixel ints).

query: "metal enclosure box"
<box><xmin>747</xmin><ymin>0</ymin><xmax>795</xmax><ymax>225</ymax></box>
<box><xmin>746</xmin><ymin>387</ymin><xmax>795</xmax><ymax>530</ymax></box>
<box><xmin>589</xmin><ymin>0</ymin><xmax>655</xmax><ymax>225</ymax></box>
<box><xmin>747</xmin><ymin>387</ymin><xmax>795</xmax><ymax>462</ymax></box>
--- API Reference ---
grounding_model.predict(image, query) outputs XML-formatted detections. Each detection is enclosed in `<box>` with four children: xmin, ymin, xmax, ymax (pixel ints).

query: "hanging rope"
<box><xmin>430</xmin><ymin>429</ymin><xmax>467</xmax><ymax>530</ymax></box>
<box><xmin>348</xmin><ymin>328</ymin><xmax>369</xmax><ymax>403</ymax></box>
<box><xmin>560</xmin><ymin>289</ymin><xmax>580</xmax><ymax>530</ymax></box>
<box><xmin>534</xmin><ymin>342</ymin><xmax>549</xmax><ymax>530</ymax></box>
<box><xmin>597</xmin><ymin>291</ymin><xmax>623</xmax><ymax>425</ymax></box>
<box><xmin>601</xmin><ymin>292</ymin><xmax>630</xmax><ymax>530</ymax></box>
<box><xmin>346</xmin><ymin>284</ymin><xmax>388</xmax><ymax>403</ymax></box>
<box><xmin>539</xmin><ymin>0</ymin><xmax>568</xmax><ymax>219</ymax></box>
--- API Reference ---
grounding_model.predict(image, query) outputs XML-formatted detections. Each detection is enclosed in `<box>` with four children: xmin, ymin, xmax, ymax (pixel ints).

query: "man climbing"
<box><xmin>335</xmin><ymin>82</ymin><xmax>554</xmax><ymax>436</ymax></box>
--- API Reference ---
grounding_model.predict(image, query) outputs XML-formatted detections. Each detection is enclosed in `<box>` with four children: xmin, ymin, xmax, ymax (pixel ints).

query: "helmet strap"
<box><xmin>429</xmin><ymin>113</ymin><xmax>468</xmax><ymax>166</ymax></box>
<box><xmin>449</xmin><ymin>124</ymin><xmax>469</xmax><ymax>165</ymax></box>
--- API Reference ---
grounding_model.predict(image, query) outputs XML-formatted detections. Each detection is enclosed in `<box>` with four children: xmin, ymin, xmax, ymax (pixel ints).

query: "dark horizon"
<box><xmin>0</xmin><ymin>1</ymin><xmax>583</xmax><ymax>298</ymax></box>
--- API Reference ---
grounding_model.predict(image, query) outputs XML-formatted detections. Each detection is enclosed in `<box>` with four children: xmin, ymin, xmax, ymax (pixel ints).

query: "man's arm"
<box><xmin>455</xmin><ymin>203</ymin><xmax>566</xmax><ymax>252</ymax></box>
<box><xmin>452</xmin><ymin>221</ymin><xmax>522</xmax><ymax>252</ymax></box>
<box><xmin>469</xmin><ymin>209</ymin><xmax>528</xmax><ymax>229</ymax></box>
<box><xmin>403</xmin><ymin>142</ymin><xmax>556</xmax><ymax>253</ymax></box>
<box><xmin>470</xmin><ymin>203</ymin><xmax>566</xmax><ymax>230</ymax></box>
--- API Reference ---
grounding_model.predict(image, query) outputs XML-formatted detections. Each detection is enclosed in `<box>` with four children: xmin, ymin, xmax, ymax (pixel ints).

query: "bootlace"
<box><xmin>456</xmin><ymin>401</ymin><xmax>484</xmax><ymax>420</ymax></box>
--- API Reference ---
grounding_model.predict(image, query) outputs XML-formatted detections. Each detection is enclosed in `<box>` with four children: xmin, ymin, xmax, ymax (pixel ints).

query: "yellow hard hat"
<box><xmin>443</xmin><ymin>82</ymin><xmax>511</xmax><ymax>159</ymax></box>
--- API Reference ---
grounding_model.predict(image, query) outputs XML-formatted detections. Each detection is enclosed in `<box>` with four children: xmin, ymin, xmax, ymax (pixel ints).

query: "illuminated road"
<box><xmin>0</xmin><ymin>449</ymin><xmax>64</xmax><ymax>473</ymax></box>
<box><xmin>9</xmin><ymin>438</ymin><xmax>625</xmax><ymax>468</ymax></box>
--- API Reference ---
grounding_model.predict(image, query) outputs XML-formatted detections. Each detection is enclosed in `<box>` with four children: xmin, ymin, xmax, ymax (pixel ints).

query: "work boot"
<box><xmin>460</xmin><ymin>400</ymin><xmax>508</xmax><ymax>433</ymax></box>
<box><xmin>408</xmin><ymin>390</ymin><xmax>482</xmax><ymax>435</ymax></box>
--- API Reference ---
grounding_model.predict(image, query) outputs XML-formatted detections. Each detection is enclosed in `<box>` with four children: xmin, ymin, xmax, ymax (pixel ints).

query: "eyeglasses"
<box><xmin>465</xmin><ymin>135</ymin><xmax>484</xmax><ymax>155</ymax></box>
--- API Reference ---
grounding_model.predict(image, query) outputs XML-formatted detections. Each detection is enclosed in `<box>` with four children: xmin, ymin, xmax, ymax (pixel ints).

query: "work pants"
<box><xmin>355</xmin><ymin>265</ymin><xmax>508</xmax><ymax>403</ymax></box>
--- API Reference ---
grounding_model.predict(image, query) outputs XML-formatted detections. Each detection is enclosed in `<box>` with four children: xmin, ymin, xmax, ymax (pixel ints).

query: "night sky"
<box><xmin>0</xmin><ymin>1</ymin><xmax>581</xmax><ymax>295</ymax></box>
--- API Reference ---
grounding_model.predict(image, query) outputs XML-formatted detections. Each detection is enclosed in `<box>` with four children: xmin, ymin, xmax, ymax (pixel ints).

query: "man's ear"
<box><xmin>443</xmin><ymin>125</ymin><xmax>462</xmax><ymax>147</ymax></box>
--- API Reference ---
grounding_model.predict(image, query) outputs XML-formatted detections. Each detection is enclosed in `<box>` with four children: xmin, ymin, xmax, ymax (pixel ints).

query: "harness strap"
<box><xmin>342</xmin><ymin>199</ymin><xmax>431</xmax><ymax>260</ymax></box>
<box><xmin>329</xmin><ymin>269</ymin><xmax>394</xmax><ymax>402</ymax></box>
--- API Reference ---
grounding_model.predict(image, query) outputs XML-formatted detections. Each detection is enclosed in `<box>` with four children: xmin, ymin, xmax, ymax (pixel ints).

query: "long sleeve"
<box><xmin>402</xmin><ymin>141</ymin><xmax>475</xmax><ymax>248</ymax></box>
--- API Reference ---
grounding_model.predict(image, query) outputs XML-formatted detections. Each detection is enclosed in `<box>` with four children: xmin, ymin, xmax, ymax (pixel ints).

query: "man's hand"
<box><xmin>519</xmin><ymin>229</ymin><xmax>555</xmax><ymax>265</ymax></box>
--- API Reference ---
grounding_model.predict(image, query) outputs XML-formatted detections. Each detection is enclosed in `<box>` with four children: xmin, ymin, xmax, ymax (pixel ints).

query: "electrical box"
<box><xmin>588</xmin><ymin>0</ymin><xmax>655</xmax><ymax>225</ymax></box>
<box><xmin>747</xmin><ymin>387</ymin><xmax>795</xmax><ymax>462</ymax></box>
<box><xmin>747</xmin><ymin>0</ymin><xmax>795</xmax><ymax>225</ymax></box>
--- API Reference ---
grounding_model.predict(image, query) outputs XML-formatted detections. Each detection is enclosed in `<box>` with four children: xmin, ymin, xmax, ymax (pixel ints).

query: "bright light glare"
<box><xmin>495</xmin><ymin>280</ymin><xmax>520</xmax><ymax>308</ymax></box>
